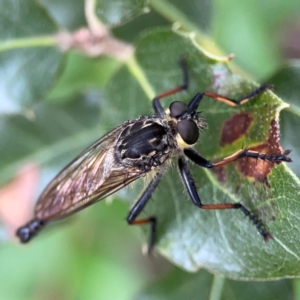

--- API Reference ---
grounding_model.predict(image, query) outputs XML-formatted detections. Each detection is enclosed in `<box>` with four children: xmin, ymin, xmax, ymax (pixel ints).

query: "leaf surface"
<box><xmin>107</xmin><ymin>29</ymin><xmax>299</xmax><ymax>279</ymax></box>
<box><xmin>0</xmin><ymin>0</ymin><xmax>64</xmax><ymax>113</ymax></box>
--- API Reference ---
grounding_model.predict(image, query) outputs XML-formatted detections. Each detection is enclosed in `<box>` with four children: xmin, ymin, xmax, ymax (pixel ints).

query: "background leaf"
<box><xmin>0</xmin><ymin>92</ymin><xmax>104</xmax><ymax>185</ymax></box>
<box><xmin>107</xmin><ymin>29</ymin><xmax>300</xmax><ymax>279</ymax></box>
<box><xmin>0</xmin><ymin>0</ymin><xmax>64</xmax><ymax>113</ymax></box>
<box><xmin>38</xmin><ymin>0</ymin><xmax>87</xmax><ymax>30</ymax></box>
<box><xmin>137</xmin><ymin>267</ymin><xmax>294</xmax><ymax>300</ymax></box>
<box><xmin>267</xmin><ymin>61</ymin><xmax>300</xmax><ymax>178</ymax></box>
<box><xmin>95</xmin><ymin>0</ymin><xmax>149</xmax><ymax>27</ymax></box>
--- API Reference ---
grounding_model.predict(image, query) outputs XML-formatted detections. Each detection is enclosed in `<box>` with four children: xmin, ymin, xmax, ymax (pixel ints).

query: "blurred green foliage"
<box><xmin>1</xmin><ymin>0</ymin><xmax>300</xmax><ymax>299</ymax></box>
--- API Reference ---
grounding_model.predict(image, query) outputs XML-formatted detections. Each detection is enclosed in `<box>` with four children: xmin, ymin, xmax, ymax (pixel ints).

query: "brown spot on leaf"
<box><xmin>237</xmin><ymin>120</ymin><xmax>283</xmax><ymax>183</ymax></box>
<box><xmin>220</xmin><ymin>112</ymin><xmax>253</xmax><ymax>146</ymax></box>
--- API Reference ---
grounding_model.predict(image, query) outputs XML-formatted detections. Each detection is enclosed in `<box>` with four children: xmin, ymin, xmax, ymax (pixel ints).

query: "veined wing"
<box><xmin>34</xmin><ymin>125</ymin><xmax>144</xmax><ymax>221</ymax></box>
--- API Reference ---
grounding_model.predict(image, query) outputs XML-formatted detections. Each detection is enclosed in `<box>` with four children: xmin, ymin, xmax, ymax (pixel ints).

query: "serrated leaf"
<box><xmin>105</xmin><ymin>29</ymin><xmax>299</xmax><ymax>279</ymax></box>
<box><xmin>0</xmin><ymin>0</ymin><xmax>64</xmax><ymax>112</ymax></box>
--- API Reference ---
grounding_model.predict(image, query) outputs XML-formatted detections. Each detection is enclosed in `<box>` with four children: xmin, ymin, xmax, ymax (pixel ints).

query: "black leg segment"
<box><xmin>127</xmin><ymin>171</ymin><xmax>163</xmax><ymax>252</ymax></box>
<box><xmin>186</xmin><ymin>83</ymin><xmax>272</xmax><ymax>114</ymax></box>
<box><xmin>178</xmin><ymin>157</ymin><xmax>272</xmax><ymax>241</ymax></box>
<box><xmin>187</xmin><ymin>93</ymin><xmax>204</xmax><ymax>114</ymax></box>
<box><xmin>178</xmin><ymin>55</ymin><xmax>189</xmax><ymax>90</ymax></box>
<box><xmin>184</xmin><ymin>148</ymin><xmax>292</xmax><ymax>169</ymax></box>
<box><xmin>152</xmin><ymin>56</ymin><xmax>189</xmax><ymax>118</ymax></box>
<box><xmin>184</xmin><ymin>148</ymin><xmax>213</xmax><ymax>168</ymax></box>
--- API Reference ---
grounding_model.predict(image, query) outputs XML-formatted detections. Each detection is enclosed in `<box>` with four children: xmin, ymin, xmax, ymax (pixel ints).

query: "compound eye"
<box><xmin>177</xmin><ymin>120</ymin><xmax>199</xmax><ymax>145</ymax></box>
<box><xmin>170</xmin><ymin>101</ymin><xmax>188</xmax><ymax>118</ymax></box>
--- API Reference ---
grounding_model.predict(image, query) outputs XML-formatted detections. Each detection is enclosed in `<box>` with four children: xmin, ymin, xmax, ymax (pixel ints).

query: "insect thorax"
<box><xmin>115</xmin><ymin>117</ymin><xmax>176</xmax><ymax>171</ymax></box>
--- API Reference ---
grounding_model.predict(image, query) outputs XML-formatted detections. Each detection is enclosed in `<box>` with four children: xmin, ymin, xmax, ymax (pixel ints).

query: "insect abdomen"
<box><xmin>16</xmin><ymin>219</ymin><xmax>46</xmax><ymax>243</ymax></box>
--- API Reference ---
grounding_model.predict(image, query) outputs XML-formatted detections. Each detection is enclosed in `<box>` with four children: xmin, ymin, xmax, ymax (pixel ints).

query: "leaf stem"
<box><xmin>125</xmin><ymin>55</ymin><xmax>156</xmax><ymax>100</ymax></box>
<box><xmin>149</xmin><ymin>0</ymin><xmax>222</xmax><ymax>55</ymax></box>
<box><xmin>209</xmin><ymin>275</ymin><xmax>225</xmax><ymax>300</ymax></box>
<box><xmin>0</xmin><ymin>36</ymin><xmax>56</xmax><ymax>52</ymax></box>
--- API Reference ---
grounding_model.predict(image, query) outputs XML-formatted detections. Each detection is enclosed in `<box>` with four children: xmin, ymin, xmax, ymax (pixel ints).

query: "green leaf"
<box><xmin>0</xmin><ymin>0</ymin><xmax>56</xmax><ymax>39</ymax></box>
<box><xmin>136</xmin><ymin>268</ymin><xmax>213</xmax><ymax>300</ymax></box>
<box><xmin>38</xmin><ymin>0</ymin><xmax>87</xmax><ymax>30</ymax></box>
<box><xmin>0</xmin><ymin>92</ymin><xmax>108</xmax><ymax>185</ymax></box>
<box><xmin>0</xmin><ymin>0</ymin><xmax>64</xmax><ymax>112</ymax></box>
<box><xmin>165</xmin><ymin>0</ymin><xmax>212</xmax><ymax>31</ymax></box>
<box><xmin>107</xmin><ymin>29</ymin><xmax>299</xmax><ymax>279</ymax></box>
<box><xmin>47</xmin><ymin>53</ymin><xmax>120</xmax><ymax>101</ymax></box>
<box><xmin>95</xmin><ymin>0</ymin><xmax>149</xmax><ymax>27</ymax></box>
<box><xmin>136</xmin><ymin>267</ymin><xmax>294</xmax><ymax>300</ymax></box>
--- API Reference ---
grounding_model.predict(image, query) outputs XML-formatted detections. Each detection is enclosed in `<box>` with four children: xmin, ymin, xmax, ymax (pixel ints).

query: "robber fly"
<box><xmin>16</xmin><ymin>57</ymin><xmax>292</xmax><ymax>250</ymax></box>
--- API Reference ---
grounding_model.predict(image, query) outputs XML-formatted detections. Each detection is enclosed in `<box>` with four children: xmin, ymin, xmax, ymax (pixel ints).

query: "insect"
<box><xmin>16</xmin><ymin>57</ymin><xmax>292</xmax><ymax>251</ymax></box>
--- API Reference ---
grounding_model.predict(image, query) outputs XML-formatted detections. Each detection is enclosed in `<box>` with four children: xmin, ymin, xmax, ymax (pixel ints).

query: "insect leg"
<box><xmin>178</xmin><ymin>157</ymin><xmax>272</xmax><ymax>240</ymax></box>
<box><xmin>127</xmin><ymin>171</ymin><xmax>163</xmax><ymax>252</ymax></box>
<box><xmin>184</xmin><ymin>148</ymin><xmax>292</xmax><ymax>168</ymax></box>
<box><xmin>153</xmin><ymin>56</ymin><xmax>189</xmax><ymax>117</ymax></box>
<box><xmin>186</xmin><ymin>84</ymin><xmax>272</xmax><ymax>113</ymax></box>
<box><xmin>202</xmin><ymin>83</ymin><xmax>273</xmax><ymax>107</ymax></box>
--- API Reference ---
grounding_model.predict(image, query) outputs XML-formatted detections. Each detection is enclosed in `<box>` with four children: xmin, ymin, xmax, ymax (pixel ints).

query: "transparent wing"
<box><xmin>34</xmin><ymin>125</ymin><xmax>144</xmax><ymax>221</ymax></box>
